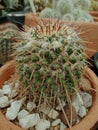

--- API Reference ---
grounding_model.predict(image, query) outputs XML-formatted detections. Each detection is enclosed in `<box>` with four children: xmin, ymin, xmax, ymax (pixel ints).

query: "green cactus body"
<box><xmin>16</xmin><ymin>20</ymin><xmax>86</xmax><ymax>107</ymax></box>
<box><xmin>0</xmin><ymin>23</ymin><xmax>18</xmax><ymax>31</ymax></box>
<box><xmin>40</xmin><ymin>7</ymin><xmax>53</xmax><ymax>18</ymax></box>
<box><xmin>72</xmin><ymin>8</ymin><xmax>93</xmax><ymax>22</ymax></box>
<box><xmin>0</xmin><ymin>26</ymin><xmax>20</xmax><ymax>65</ymax></box>
<box><xmin>62</xmin><ymin>13</ymin><xmax>75</xmax><ymax>21</ymax></box>
<box><xmin>52</xmin><ymin>10</ymin><xmax>62</xmax><ymax>19</ymax></box>
<box><xmin>73</xmin><ymin>0</ymin><xmax>91</xmax><ymax>11</ymax></box>
<box><xmin>57</xmin><ymin>0</ymin><xmax>74</xmax><ymax>15</ymax></box>
<box><xmin>40</xmin><ymin>7</ymin><xmax>62</xmax><ymax>19</ymax></box>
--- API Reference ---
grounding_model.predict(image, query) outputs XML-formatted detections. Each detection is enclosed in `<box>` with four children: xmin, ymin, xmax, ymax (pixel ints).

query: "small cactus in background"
<box><xmin>0</xmin><ymin>23</ymin><xmax>20</xmax><ymax>66</ymax></box>
<box><xmin>72</xmin><ymin>8</ymin><xmax>94</xmax><ymax>22</ymax></box>
<box><xmin>52</xmin><ymin>9</ymin><xmax>62</xmax><ymax>19</ymax></box>
<box><xmin>73</xmin><ymin>0</ymin><xmax>91</xmax><ymax>11</ymax></box>
<box><xmin>62</xmin><ymin>13</ymin><xmax>75</xmax><ymax>21</ymax></box>
<box><xmin>56</xmin><ymin>0</ymin><xmax>74</xmax><ymax>15</ymax></box>
<box><xmin>40</xmin><ymin>0</ymin><xmax>93</xmax><ymax>22</ymax></box>
<box><xmin>16</xmin><ymin>20</ymin><xmax>86</xmax><ymax>110</ymax></box>
<box><xmin>40</xmin><ymin>7</ymin><xmax>62</xmax><ymax>19</ymax></box>
<box><xmin>40</xmin><ymin>7</ymin><xmax>53</xmax><ymax>18</ymax></box>
<box><xmin>0</xmin><ymin>23</ymin><xmax>18</xmax><ymax>30</ymax></box>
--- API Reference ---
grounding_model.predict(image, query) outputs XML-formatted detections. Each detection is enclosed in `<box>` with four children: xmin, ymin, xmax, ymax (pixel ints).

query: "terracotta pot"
<box><xmin>25</xmin><ymin>13</ymin><xmax>98</xmax><ymax>58</ymax></box>
<box><xmin>90</xmin><ymin>11</ymin><xmax>98</xmax><ymax>22</ymax></box>
<box><xmin>90</xmin><ymin>11</ymin><xmax>98</xmax><ymax>17</ymax></box>
<box><xmin>0</xmin><ymin>60</ymin><xmax>98</xmax><ymax>130</ymax></box>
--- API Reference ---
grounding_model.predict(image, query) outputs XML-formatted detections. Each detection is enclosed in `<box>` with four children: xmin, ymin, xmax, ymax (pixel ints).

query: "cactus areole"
<box><xmin>16</xmin><ymin>20</ymin><xmax>86</xmax><ymax>106</ymax></box>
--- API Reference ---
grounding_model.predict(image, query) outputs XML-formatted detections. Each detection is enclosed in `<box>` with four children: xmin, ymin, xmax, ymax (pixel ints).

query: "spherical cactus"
<box><xmin>73</xmin><ymin>0</ymin><xmax>91</xmax><ymax>11</ymax></box>
<box><xmin>0</xmin><ymin>25</ymin><xmax>20</xmax><ymax>65</ymax></box>
<box><xmin>57</xmin><ymin>0</ymin><xmax>74</xmax><ymax>15</ymax></box>
<box><xmin>76</xmin><ymin>17</ymin><xmax>89</xmax><ymax>22</ymax></box>
<box><xmin>82</xmin><ymin>13</ymin><xmax>94</xmax><ymax>22</ymax></box>
<box><xmin>72</xmin><ymin>9</ymin><xmax>84</xmax><ymax>20</ymax></box>
<box><xmin>16</xmin><ymin>20</ymin><xmax>86</xmax><ymax>108</ymax></box>
<box><xmin>72</xmin><ymin>8</ymin><xmax>93</xmax><ymax>22</ymax></box>
<box><xmin>52</xmin><ymin>0</ymin><xmax>59</xmax><ymax>9</ymax></box>
<box><xmin>62</xmin><ymin>13</ymin><xmax>75</xmax><ymax>21</ymax></box>
<box><xmin>52</xmin><ymin>10</ymin><xmax>62</xmax><ymax>19</ymax></box>
<box><xmin>40</xmin><ymin>7</ymin><xmax>53</xmax><ymax>18</ymax></box>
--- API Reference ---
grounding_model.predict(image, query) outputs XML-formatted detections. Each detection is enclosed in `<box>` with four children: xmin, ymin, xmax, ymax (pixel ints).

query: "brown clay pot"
<box><xmin>90</xmin><ymin>11</ymin><xmax>98</xmax><ymax>22</ymax></box>
<box><xmin>25</xmin><ymin>13</ymin><xmax>98</xmax><ymax>58</ymax></box>
<box><xmin>0</xmin><ymin>60</ymin><xmax>98</xmax><ymax>130</ymax></box>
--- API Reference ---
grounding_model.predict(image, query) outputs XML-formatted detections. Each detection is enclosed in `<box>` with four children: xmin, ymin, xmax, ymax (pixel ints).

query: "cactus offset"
<box><xmin>0</xmin><ymin>24</ymin><xmax>20</xmax><ymax>65</ymax></box>
<box><xmin>40</xmin><ymin>7</ymin><xmax>62</xmax><ymax>19</ymax></box>
<box><xmin>62</xmin><ymin>13</ymin><xmax>75</xmax><ymax>21</ymax></box>
<box><xmin>72</xmin><ymin>8</ymin><xmax>94</xmax><ymax>22</ymax></box>
<box><xmin>16</xmin><ymin>20</ymin><xmax>86</xmax><ymax>107</ymax></box>
<box><xmin>57</xmin><ymin>0</ymin><xmax>74</xmax><ymax>15</ymax></box>
<box><xmin>73</xmin><ymin>0</ymin><xmax>91</xmax><ymax>11</ymax></box>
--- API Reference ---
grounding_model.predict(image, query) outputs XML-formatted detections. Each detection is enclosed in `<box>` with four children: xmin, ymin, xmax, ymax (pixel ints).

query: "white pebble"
<box><xmin>15</xmin><ymin>82</ymin><xmax>19</xmax><ymax>88</ymax></box>
<box><xmin>52</xmin><ymin>119</ymin><xmax>61</xmax><ymax>126</ymax></box>
<box><xmin>81</xmin><ymin>92</ymin><xmax>92</xmax><ymax>108</ymax></box>
<box><xmin>19</xmin><ymin>113</ymin><xmax>40</xmax><ymax>129</ymax></box>
<box><xmin>60</xmin><ymin>122</ymin><xmax>67</xmax><ymax>130</ymax></box>
<box><xmin>72</xmin><ymin>92</ymin><xmax>83</xmax><ymax>113</ymax></box>
<box><xmin>0</xmin><ymin>89</ymin><xmax>4</xmax><ymax>97</ymax></box>
<box><xmin>48</xmin><ymin>109</ymin><xmax>59</xmax><ymax>119</ymax></box>
<box><xmin>78</xmin><ymin>106</ymin><xmax>87</xmax><ymax>118</ymax></box>
<box><xmin>0</xmin><ymin>96</ymin><xmax>9</xmax><ymax>108</ymax></box>
<box><xmin>6</xmin><ymin>99</ymin><xmax>23</xmax><ymax>120</ymax></box>
<box><xmin>56</xmin><ymin>101</ymin><xmax>66</xmax><ymax>110</ymax></box>
<box><xmin>17</xmin><ymin>109</ymin><xmax>29</xmax><ymax>120</ymax></box>
<box><xmin>35</xmin><ymin>119</ymin><xmax>50</xmax><ymax>130</ymax></box>
<box><xmin>9</xmin><ymin>89</ymin><xmax>18</xmax><ymax>98</ymax></box>
<box><xmin>39</xmin><ymin>104</ymin><xmax>50</xmax><ymax>115</ymax></box>
<box><xmin>27</xmin><ymin>102</ymin><xmax>36</xmax><ymax>111</ymax></box>
<box><xmin>2</xmin><ymin>84</ymin><xmax>11</xmax><ymax>95</ymax></box>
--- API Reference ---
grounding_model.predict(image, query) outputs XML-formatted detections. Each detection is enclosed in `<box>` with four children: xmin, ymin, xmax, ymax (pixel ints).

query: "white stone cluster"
<box><xmin>0</xmin><ymin>83</ymin><xmax>92</xmax><ymax>130</ymax></box>
<box><xmin>72</xmin><ymin>92</ymin><xmax>92</xmax><ymax>118</ymax></box>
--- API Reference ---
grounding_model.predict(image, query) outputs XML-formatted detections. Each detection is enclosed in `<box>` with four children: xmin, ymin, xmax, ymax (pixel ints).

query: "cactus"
<box><xmin>16</xmin><ymin>20</ymin><xmax>86</xmax><ymax>109</ymax></box>
<box><xmin>62</xmin><ymin>13</ymin><xmax>75</xmax><ymax>21</ymax></box>
<box><xmin>82</xmin><ymin>13</ymin><xmax>94</xmax><ymax>22</ymax></box>
<box><xmin>57</xmin><ymin>0</ymin><xmax>74</xmax><ymax>15</ymax></box>
<box><xmin>0</xmin><ymin>23</ymin><xmax>18</xmax><ymax>31</ymax></box>
<box><xmin>77</xmin><ymin>17</ymin><xmax>89</xmax><ymax>22</ymax></box>
<box><xmin>40</xmin><ymin>7</ymin><xmax>62</xmax><ymax>19</ymax></box>
<box><xmin>73</xmin><ymin>0</ymin><xmax>91</xmax><ymax>11</ymax></box>
<box><xmin>0</xmin><ymin>24</ymin><xmax>20</xmax><ymax>65</ymax></box>
<box><xmin>52</xmin><ymin>9</ymin><xmax>62</xmax><ymax>19</ymax></box>
<box><xmin>72</xmin><ymin>8</ymin><xmax>94</xmax><ymax>22</ymax></box>
<box><xmin>40</xmin><ymin>0</ymin><xmax>93</xmax><ymax>22</ymax></box>
<box><xmin>40</xmin><ymin>7</ymin><xmax>53</xmax><ymax>18</ymax></box>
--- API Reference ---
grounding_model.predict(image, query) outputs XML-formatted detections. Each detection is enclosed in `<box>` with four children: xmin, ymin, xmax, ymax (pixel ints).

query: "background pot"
<box><xmin>90</xmin><ymin>11</ymin><xmax>98</xmax><ymax>22</ymax></box>
<box><xmin>0</xmin><ymin>16</ymin><xmax>7</xmax><ymax>24</ymax></box>
<box><xmin>0</xmin><ymin>60</ymin><xmax>98</xmax><ymax>130</ymax></box>
<box><xmin>7</xmin><ymin>12</ymin><xmax>25</xmax><ymax>29</ymax></box>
